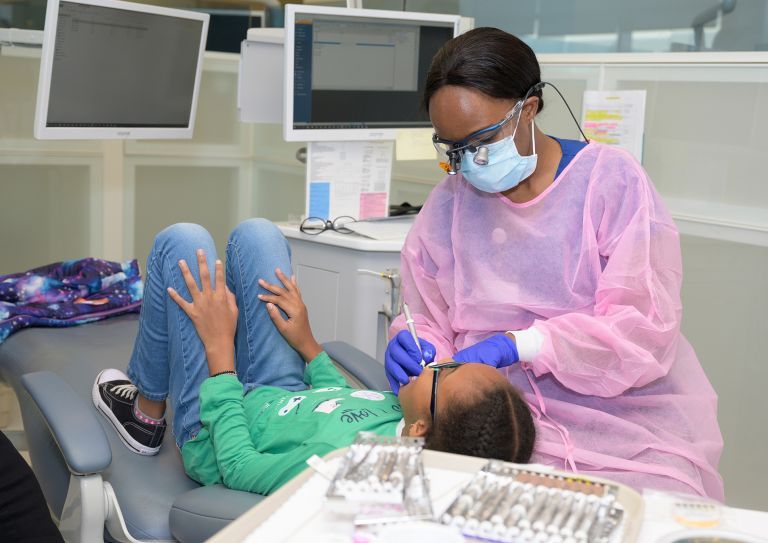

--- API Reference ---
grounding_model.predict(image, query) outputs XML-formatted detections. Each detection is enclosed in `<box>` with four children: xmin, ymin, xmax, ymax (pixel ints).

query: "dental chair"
<box><xmin>0</xmin><ymin>314</ymin><xmax>389</xmax><ymax>543</ymax></box>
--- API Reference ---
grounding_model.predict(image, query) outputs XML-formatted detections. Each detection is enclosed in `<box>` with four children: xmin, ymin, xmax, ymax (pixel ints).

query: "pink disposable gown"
<box><xmin>391</xmin><ymin>143</ymin><xmax>724</xmax><ymax>499</ymax></box>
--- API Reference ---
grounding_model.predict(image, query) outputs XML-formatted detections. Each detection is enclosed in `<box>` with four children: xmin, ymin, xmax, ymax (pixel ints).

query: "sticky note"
<box><xmin>395</xmin><ymin>128</ymin><xmax>437</xmax><ymax>161</ymax></box>
<box><xmin>308</xmin><ymin>182</ymin><xmax>330</xmax><ymax>220</ymax></box>
<box><xmin>359</xmin><ymin>192</ymin><xmax>388</xmax><ymax>219</ymax></box>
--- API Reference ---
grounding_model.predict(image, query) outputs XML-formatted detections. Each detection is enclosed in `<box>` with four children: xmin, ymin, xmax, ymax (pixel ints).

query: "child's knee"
<box><xmin>154</xmin><ymin>223</ymin><xmax>215</xmax><ymax>256</ymax></box>
<box><xmin>228</xmin><ymin>218</ymin><xmax>284</xmax><ymax>248</ymax></box>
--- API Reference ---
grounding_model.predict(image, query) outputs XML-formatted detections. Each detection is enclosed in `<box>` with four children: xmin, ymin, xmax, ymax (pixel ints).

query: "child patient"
<box><xmin>93</xmin><ymin>220</ymin><xmax>535</xmax><ymax>495</ymax></box>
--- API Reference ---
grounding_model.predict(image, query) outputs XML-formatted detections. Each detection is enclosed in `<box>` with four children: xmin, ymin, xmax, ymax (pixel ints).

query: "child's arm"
<box><xmin>260</xmin><ymin>270</ymin><xmax>352</xmax><ymax>389</ymax></box>
<box><xmin>167</xmin><ymin>250</ymin><xmax>238</xmax><ymax>376</ymax></box>
<box><xmin>303</xmin><ymin>351</ymin><xmax>351</xmax><ymax>389</ymax></box>
<box><xmin>200</xmin><ymin>375</ymin><xmax>335</xmax><ymax>494</ymax></box>
<box><xmin>258</xmin><ymin>268</ymin><xmax>322</xmax><ymax>364</ymax></box>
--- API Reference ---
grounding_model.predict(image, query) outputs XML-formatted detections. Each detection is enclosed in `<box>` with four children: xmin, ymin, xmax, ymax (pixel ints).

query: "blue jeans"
<box><xmin>127</xmin><ymin>219</ymin><xmax>307</xmax><ymax>448</ymax></box>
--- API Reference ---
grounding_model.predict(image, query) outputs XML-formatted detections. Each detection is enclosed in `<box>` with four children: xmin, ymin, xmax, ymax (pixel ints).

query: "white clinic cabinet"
<box><xmin>278</xmin><ymin>224</ymin><xmax>405</xmax><ymax>363</ymax></box>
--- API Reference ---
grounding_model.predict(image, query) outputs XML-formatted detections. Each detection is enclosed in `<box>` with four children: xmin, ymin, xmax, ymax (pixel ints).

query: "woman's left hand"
<box><xmin>168</xmin><ymin>249</ymin><xmax>238</xmax><ymax>374</ymax></box>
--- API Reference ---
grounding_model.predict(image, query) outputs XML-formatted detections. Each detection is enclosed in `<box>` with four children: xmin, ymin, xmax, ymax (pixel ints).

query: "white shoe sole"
<box><xmin>92</xmin><ymin>369</ymin><xmax>161</xmax><ymax>456</ymax></box>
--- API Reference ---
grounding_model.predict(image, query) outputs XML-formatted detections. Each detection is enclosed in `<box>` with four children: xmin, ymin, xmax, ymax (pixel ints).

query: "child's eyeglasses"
<box><xmin>299</xmin><ymin>215</ymin><xmax>357</xmax><ymax>235</ymax></box>
<box><xmin>428</xmin><ymin>361</ymin><xmax>462</xmax><ymax>428</ymax></box>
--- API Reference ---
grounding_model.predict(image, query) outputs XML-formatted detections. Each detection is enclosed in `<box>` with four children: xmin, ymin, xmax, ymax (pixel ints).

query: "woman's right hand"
<box><xmin>385</xmin><ymin>330</ymin><xmax>436</xmax><ymax>394</ymax></box>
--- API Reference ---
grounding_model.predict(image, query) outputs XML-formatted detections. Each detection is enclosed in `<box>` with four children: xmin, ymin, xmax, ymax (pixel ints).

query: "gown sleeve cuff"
<box><xmin>507</xmin><ymin>327</ymin><xmax>544</xmax><ymax>362</ymax></box>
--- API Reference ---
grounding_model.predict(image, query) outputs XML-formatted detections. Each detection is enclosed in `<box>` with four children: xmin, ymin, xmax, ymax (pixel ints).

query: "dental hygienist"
<box><xmin>386</xmin><ymin>27</ymin><xmax>724</xmax><ymax>499</ymax></box>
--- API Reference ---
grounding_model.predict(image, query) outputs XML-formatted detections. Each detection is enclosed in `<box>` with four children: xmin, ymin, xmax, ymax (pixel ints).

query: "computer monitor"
<box><xmin>198</xmin><ymin>8</ymin><xmax>264</xmax><ymax>54</ymax></box>
<box><xmin>34</xmin><ymin>0</ymin><xmax>208</xmax><ymax>140</ymax></box>
<box><xmin>283</xmin><ymin>5</ymin><xmax>461</xmax><ymax>142</ymax></box>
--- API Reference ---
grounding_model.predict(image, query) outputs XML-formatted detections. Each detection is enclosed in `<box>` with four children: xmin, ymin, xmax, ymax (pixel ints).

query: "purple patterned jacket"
<box><xmin>0</xmin><ymin>258</ymin><xmax>143</xmax><ymax>345</ymax></box>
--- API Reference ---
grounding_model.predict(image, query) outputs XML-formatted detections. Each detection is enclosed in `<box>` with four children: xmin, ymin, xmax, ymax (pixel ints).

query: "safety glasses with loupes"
<box><xmin>432</xmin><ymin>100</ymin><xmax>523</xmax><ymax>175</ymax></box>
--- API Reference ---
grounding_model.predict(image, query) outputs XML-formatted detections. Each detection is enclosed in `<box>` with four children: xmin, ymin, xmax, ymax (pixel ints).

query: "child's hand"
<box><xmin>168</xmin><ymin>249</ymin><xmax>238</xmax><ymax>374</ymax></box>
<box><xmin>258</xmin><ymin>268</ymin><xmax>322</xmax><ymax>363</ymax></box>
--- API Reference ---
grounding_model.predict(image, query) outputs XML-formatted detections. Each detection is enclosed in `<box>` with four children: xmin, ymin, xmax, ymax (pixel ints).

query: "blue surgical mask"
<box><xmin>461</xmin><ymin>117</ymin><xmax>538</xmax><ymax>194</ymax></box>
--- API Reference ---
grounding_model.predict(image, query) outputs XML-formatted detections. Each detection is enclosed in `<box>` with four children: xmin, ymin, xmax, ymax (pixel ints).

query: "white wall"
<box><xmin>539</xmin><ymin>54</ymin><xmax>768</xmax><ymax>509</ymax></box>
<box><xmin>679</xmin><ymin>235</ymin><xmax>768</xmax><ymax>509</ymax></box>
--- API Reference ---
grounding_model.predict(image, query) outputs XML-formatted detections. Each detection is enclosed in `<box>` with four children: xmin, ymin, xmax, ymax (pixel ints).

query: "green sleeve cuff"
<box><xmin>199</xmin><ymin>374</ymin><xmax>242</xmax><ymax>404</ymax></box>
<box><xmin>303</xmin><ymin>351</ymin><xmax>332</xmax><ymax>381</ymax></box>
<box><xmin>303</xmin><ymin>351</ymin><xmax>350</xmax><ymax>389</ymax></box>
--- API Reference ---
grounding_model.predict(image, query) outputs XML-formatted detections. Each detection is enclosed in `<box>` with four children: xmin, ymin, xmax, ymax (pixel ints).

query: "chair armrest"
<box><xmin>322</xmin><ymin>341</ymin><xmax>390</xmax><ymax>391</ymax></box>
<box><xmin>21</xmin><ymin>371</ymin><xmax>112</xmax><ymax>475</ymax></box>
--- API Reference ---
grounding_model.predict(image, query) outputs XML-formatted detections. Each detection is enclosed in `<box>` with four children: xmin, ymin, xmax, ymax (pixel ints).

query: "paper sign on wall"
<box><xmin>306</xmin><ymin>141</ymin><xmax>393</xmax><ymax>220</ymax></box>
<box><xmin>395</xmin><ymin>128</ymin><xmax>437</xmax><ymax>161</ymax></box>
<box><xmin>581</xmin><ymin>90</ymin><xmax>647</xmax><ymax>162</ymax></box>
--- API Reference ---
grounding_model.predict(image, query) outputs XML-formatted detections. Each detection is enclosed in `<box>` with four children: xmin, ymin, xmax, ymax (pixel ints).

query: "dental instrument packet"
<box><xmin>326</xmin><ymin>433</ymin><xmax>433</xmax><ymax>525</ymax></box>
<box><xmin>441</xmin><ymin>460</ymin><xmax>627</xmax><ymax>542</ymax></box>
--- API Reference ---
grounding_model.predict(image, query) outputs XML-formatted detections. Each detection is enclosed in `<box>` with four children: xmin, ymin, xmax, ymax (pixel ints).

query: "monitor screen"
<box><xmin>35</xmin><ymin>0</ymin><xmax>208</xmax><ymax>139</ymax></box>
<box><xmin>202</xmin><ymin>9</ymin><xmax>264</xmax><ymax>53</ymax></box>
<box><xmin>284</xmin><ymin>6</ymin><xmax>460</xmax><ymax>141</ymax></box>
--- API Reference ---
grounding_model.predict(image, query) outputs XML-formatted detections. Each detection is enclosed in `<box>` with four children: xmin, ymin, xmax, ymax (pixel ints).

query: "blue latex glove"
<box><xmin>385</xmin><ymin>330</ymin><xmax>436</xmax><ymax>394</ymax></box>
<box><xmin>453</xmin><ymin>333</ymin><xmax>519</xmax><ymax>368</ymax></box>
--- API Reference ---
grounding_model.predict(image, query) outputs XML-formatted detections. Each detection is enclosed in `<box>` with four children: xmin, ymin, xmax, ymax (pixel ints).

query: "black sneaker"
<box><xmin>92</xmin><ymin>369</ymin><xmax>166</xmax><ymax>456</ymax></box>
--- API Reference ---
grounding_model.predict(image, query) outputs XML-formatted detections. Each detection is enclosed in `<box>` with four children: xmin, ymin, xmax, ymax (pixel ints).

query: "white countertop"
<box><xmin>277</xmin><ymin>222</ymin><xmax>406</xmax><ymax>252</ymax></box>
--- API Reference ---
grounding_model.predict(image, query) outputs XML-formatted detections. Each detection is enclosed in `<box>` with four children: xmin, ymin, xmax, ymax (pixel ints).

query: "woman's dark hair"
<box><xmin>425</xmin><ymin>380</ymin><xmax>536</xmax><ymax>463</ymax></box>
<box><xmin>423</xmin><ymin>27</ymin><xmax>543</xmax><ymax>113</ymax></box>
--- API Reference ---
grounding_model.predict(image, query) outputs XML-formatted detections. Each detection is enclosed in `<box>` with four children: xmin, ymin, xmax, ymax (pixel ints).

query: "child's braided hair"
<box><xmin>424</xmin><ymin>380</ymin><xmax>535</xmax><ymax>463</ymax></box>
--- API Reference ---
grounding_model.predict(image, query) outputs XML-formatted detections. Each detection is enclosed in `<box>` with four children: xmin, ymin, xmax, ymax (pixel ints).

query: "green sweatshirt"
<box><xmin>181</xmin><ymin>352</ymin><xmax>402</xmax><ymax>495</ymax></box>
